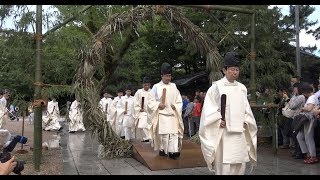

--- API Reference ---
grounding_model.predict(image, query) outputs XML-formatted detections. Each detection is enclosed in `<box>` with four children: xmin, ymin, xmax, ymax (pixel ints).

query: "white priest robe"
<box><xmin>99</xmin><ymin>97</ymin><xmax>113</xmax><ymax>125</ymax></box>
<box><xmin>116</xmin><ymin>95</ymin><xmax>135</xmax><ymax>140</ymax></box>
<box><xmin>147</xmin><ymin>81</ymin><xmax>184</xmax><ymax>154</ymax></box>
<box><xmin>133</xmin><ymin>88</ymin><xmax>153</xmax><ymax>141</ymax></box>
<box><xmin>0</xmin><ymin>97</ymin><xmax>9</xmax><ymax>128</ymax></box>
<box><xmin>68</xmin><ymin>100</ymin><xmax>86</xmax><ymax>132</ymax></box>
<box><xmin>109</xmin><ymin>96</ymin><xmax>122</xmax><ymax>136</ymax></box>
<box><xmin>42</xmin><ymin>101</ymin><xmax>62</xmax><ymax>131</ymax></box>
<box><xmin>199</xmin><ymin>77</ymin><xmax>257</xmax><ymax>175</ymax></box>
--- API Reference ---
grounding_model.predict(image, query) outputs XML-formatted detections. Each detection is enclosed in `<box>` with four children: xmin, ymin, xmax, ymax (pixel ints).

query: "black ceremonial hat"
<box><xmin>224</xmin><ymin>52</ymin><xmax>240</xmax><ymax>67</ymax></box>
<box><xmin>161</xmin><ymin>62</ymin><xmax>172</xmax><ymax>75</ymax></box>
<box><xmin>117</xmin><ymin>88</ymin><xmax>124</xmax><ymax>93</ymax></box>
<box><xmin>143</xmin><ymin>76</ymin><xmax>151</xmax><ymax>83</ymax></box>
<box><xmin>125</xmin><ymin>84</ymin><xmax>132</xmax><ymax>91</ymax></box>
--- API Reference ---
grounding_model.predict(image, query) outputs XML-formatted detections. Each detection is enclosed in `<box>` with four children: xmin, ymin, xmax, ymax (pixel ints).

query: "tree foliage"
<box><xmin>0</xmin><ymin>5</ymin><xmax>318</xmax><ymax>106</ymax></box>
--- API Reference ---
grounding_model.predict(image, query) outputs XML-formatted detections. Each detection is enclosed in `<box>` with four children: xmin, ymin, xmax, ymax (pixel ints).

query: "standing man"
<box><xmin>116</xmin><ymin>85</ymin><xmax>135</xmax><ymax>140</ymax></box>
<box><xmin>133</xmin><ymin>76</ymin><xmax>153</xmax><ymax>142</ymax></box>
<box><xmin>199</xmin><ymin>52</ymin><xmax>257</xmax><ymax>175</ymax></box>
<box><xmin>290</xmin><ymin>75</ymin><xmax>301</xmax><ymax>87</ymax></box>
<box><xmin>183</xmin><ymin>95</ymin><xmax>194</xmax><ymax>137</ymax></box>
<box><xmin>0</xmin><ymin>90</ymin><xmax>10</xmax><ymax>128</ymax></box>
<box><xmin>109</xmin><ymin>89</ymin><xmax>124</xmax><ymax>136</ymax></box>
<box><xmin>148</xmin><ymin>62</ymin><xmax>184</xmax><ymax>160</ymax></box>
<box><xmin>42</xmin><ymin>97</ymin><xmax>62</xmax><ymax>131</ymax></box>
<box><xmin>99</xmin><ymin>92</ymin><xmax>113</xmax><ymax>126</ymax></box>
<box><xmin>181</xmin><ymin>93</ymin><xmax>188</xmax><ymax>118</ymax></box>
<box><xmin>68</xmin><ymin>97</ymin><xmax>86</xmax><ymax>133</ymax></box>
<box><xmin>99</xmin><ymin>92</ymin><xmax>113</xmax><ymax>115</ymax></box>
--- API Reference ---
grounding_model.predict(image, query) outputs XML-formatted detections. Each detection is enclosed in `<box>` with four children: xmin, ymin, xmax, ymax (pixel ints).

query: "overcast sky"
<box><xmin>270</xmin><ymin>5</ymin><xmax>320</xmax><ymax>56</ymax></box>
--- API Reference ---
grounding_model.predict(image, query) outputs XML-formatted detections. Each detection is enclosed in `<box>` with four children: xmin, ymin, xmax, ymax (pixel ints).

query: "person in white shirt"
<box><xmin>297</xmin><ymin>83</ymin><xmax>319</xmax><ymax>164</ymax></box>
<box><xmin>312</xmin><ymin>89</ymin><xmax>320</xmax><ymax>117</ymax></box>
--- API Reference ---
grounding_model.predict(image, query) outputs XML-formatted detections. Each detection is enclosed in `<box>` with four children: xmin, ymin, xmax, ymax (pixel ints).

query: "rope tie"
<box><xmin>33</xmin><ymin>34</ymin><xmax>43</xmax><ymax>41</ymax></box>
<box><xmin>153</xmin><ymin>5</ymin><xmax>165</xmax><ymax>14</ymax></box>
<box><xmin>246</xmin><ymin>52</ymin><xmax>257</xmax><ymax>60</ymax></box>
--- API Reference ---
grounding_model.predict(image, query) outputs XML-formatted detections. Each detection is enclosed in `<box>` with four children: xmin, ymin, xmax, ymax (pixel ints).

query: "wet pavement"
<box><xmin>59</xmin><ymin>122</ymin><xmax>320</xmax><ymax>175</ymax></box>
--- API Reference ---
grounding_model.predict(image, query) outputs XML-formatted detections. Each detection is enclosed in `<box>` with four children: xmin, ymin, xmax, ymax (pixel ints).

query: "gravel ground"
<box><xmin>1</xmin><ymin>117</ymin><xmax>63</xmax><ymax>175</ymax></box>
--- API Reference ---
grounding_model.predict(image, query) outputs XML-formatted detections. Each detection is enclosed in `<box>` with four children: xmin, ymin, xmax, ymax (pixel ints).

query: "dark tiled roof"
<box><xmin>300</xmin><ymin>50</ymin><xmax>320</xmax><ymax>59</ymax></box>
<box><xmin>172</xmin><ymin>71</ymin><xmax>208</xmax><ymax>86</ymax></box>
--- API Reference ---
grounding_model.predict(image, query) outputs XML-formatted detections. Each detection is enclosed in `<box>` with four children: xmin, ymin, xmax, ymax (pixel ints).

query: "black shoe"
<box><xmin>58</xmin><ymin>127</ymin><xmax>63</xmax><ymax>131</ymax></box>
<box><xmin>169</xmin><ymin>152</ymin><xmax>180</xmax><ymax>160</ymax></box>
<box><xmin>120</xmin><ymin>136</ymin><xmax>125</xmax><ymax>139</ymax></box>
<box><xmin>175</xmin><ymin>152</ymin><xmax>180</xmax><ymax>158</ymax></box>
<box><xmin>142</xmin><ymin>140</ymin><xmax>149</xmax><ymax>142</ymax></box>
<box><xmin>159</xmin><ymin>150</ymin><xmax>167</xmax><ymax>156</ymax></box>
<box><xmin>69</xmin><ymin>131</ymin><xmax>75</xmax><ymax>133</ymax></box>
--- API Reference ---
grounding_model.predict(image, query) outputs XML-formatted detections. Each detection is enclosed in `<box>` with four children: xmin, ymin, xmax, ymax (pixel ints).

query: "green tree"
<box><xmin>0</xmin><ymin>30</ymin><xmax>35</xmax><ymax>101</ymax></box>
<box><xmin>185</xmin><ymin>5</ymin><xmax>315</xmax><ymax>90</ymax></box>
<box><xmin>0</xmin><ymin>5</ymin><xmax>318</xmax><ymax>105</ymax></box>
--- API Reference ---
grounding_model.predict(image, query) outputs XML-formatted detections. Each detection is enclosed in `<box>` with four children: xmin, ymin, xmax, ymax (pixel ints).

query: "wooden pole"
<box><xmin>141</xmin><ymin>97</ymin><xmax>145</xmax><ymax>110</ymax></box>
<box><xmin>161</xmin><ymin>88</ymin><xmax>166</xmax><ymax>105</ymax></box>
<box><xmin>33</xmin><ymin>5</ymin><xmax>94</xmax><ymax>171</ymax></box>
<box><xmin>21</xmin><ymin>111</ymin><xmax>25</xmax><ymax>150</ymax></box>
<box><xmin>34</xmin><ymin>5</ymin><xmax>43</xmax><ymax>171</ymax></box>
<box><xmin>125</xmin><ymin>102</ymin><xmax>128</xmax><ymax>113</ymax></box>
<box><xmin>249</xmin><ymin>11</ymin><xmax>256</xmax><ymax>104</ymax></box>
<box><xmin>295</xmin><ymin>5</ymin><xmax>301</xmax><ymax>76</ymax></box>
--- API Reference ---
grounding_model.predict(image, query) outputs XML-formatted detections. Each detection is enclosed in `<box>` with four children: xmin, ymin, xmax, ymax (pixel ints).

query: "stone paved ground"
<box><xmin>60</xmin><ymin>122</ymin><xmax>320</xmax><ymax>175</ymax></box>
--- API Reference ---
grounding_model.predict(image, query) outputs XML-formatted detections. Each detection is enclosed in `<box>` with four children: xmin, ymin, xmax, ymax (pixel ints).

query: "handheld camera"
<box><xmin>0</xmin><ymin>135</ymin><xmax>27</xmax><ymax>175</ymax></box>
